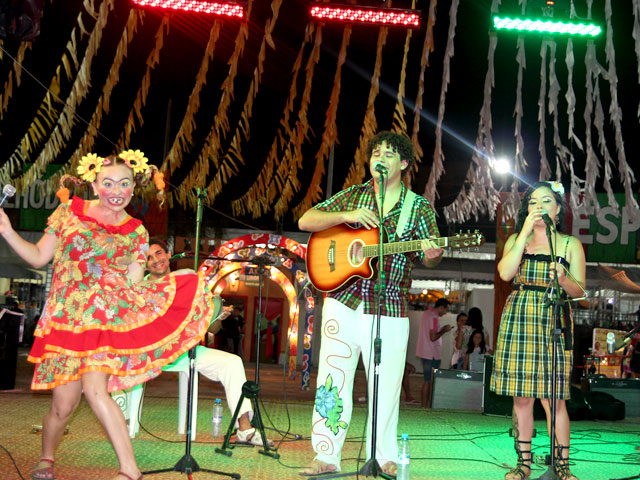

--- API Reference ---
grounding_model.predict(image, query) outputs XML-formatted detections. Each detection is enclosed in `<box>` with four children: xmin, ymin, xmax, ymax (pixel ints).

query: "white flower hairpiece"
<box><xmin>547</xmin><ymin>181</ymin><xmax>565</xmax><ymax>196</ymax></box>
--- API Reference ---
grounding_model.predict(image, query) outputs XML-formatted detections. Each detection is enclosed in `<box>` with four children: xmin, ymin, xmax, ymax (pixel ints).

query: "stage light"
<box><xmin>131</xmin><ymin>0</ymin><xmax>246</xmax><ymax>18</ymax></box>
<box><xmin>492</xmin><ymin>157</ymin><xmax>511</xmax><ymax>174</ymax></box>
<box><xmin>309</xmin><ymin>2</ymin><xmax>421</xmax><ymax>29</ymax></box>
<box><xmin>492</xmin><ymin>16</ymin><xmax>601</xmax><ymax>37</ymax></box>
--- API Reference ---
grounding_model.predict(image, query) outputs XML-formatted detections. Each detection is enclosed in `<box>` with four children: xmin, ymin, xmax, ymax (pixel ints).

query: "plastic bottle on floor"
<box><xmin>212</xmin><ymin>398</ymin><xmax>223</xmax><ymax>437</ymax></box>
<box><xmin>397</xmin><ymin>433</ymin><xmax>410</xmax><ymax>480</ymax></box>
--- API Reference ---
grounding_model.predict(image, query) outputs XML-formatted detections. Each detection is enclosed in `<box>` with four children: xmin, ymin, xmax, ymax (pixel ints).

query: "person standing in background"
<box><xmin>416</xmin><ymin>298</ymin><xmax>452</xmax><ymax>407</ymax></box>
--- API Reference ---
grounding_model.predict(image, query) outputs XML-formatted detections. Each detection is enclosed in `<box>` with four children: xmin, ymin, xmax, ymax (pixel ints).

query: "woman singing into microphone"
<box><xmin>491</xmin><ymin>181</ymin><xmax>586</xmax><ymax>480</ymax></box>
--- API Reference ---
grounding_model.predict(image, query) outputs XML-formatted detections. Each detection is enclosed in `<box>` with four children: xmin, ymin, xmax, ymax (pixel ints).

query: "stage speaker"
<box><xmin>482</xmin><ymin>355</ymin><xmax>513</xmax><ymax>416</ymax></box>
<box><xmin>432</xmin><ymin>368</ymin><xmax>483</xmax><ymax>410</ymax></box>
<box><xmin>0</xmin><ymin>309</ymin><xmax>21</xmax><ymax>390</ymax></box>
<box><xmin>584</xmin><ymin>376</ymin><xmax>640</xmax><ymax>418</ymax></box>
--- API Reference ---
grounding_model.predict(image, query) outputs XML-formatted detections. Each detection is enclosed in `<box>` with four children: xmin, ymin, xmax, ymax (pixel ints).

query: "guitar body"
<box><xmin>306</xmin><ymin>225</ymin><xmax>485</xmax><ymax>293</ymax></box>
<box><xmin>306</xmin><ymin>224</ymin><xmax>384</xmax><ymax>292</ymax></box>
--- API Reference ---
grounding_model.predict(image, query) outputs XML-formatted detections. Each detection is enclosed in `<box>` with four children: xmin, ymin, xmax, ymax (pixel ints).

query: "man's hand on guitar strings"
<box><xmin>345</xmin><ymin>207</ymin><xmax>380</xmax><ymax>229</ymax></box>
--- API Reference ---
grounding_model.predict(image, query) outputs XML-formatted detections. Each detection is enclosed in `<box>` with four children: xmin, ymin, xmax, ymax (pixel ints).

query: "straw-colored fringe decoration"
<box><xmin>409</xmin><ymin>0</ymin><xmax>437</xmax><ymax>186</ymax></box>
<box><xmin>49</xmin><ymin>8</ymin><xmax>142</xmax><ymax>197</ymax></box>
<box><xmin>0</xmin><ymin>13</ymin><xmax>85</xmax><ymax>184</ymax></box>
<box><xmin>391</xmin><ymin>0</ymin><xmax>417</xmax><ymax>138</ymax></box>
<box><xmin>425</xmin><ymin>0</ymin><xmax>458</xmax><ymax>203</ymax></box>
<box><xmin>502</xmin><ymin>34</ymin><xmax>527</xmax><ymax>222</ymax></box>
<box><xmin>270</xmin><ymin>25</ymin><xmax>324</xmax><ymax>219</ymax></box>
<box><xmin>633</xmin><ymin>0</ymin><xmax>640</xmax><ymax>120</ymax></box>
<box><xmin>343</xmin><ymin>27</ymin><xmax>388</xmax><ymax>189</ymax></box>
<box><xmin>290</xmin><ymin>26</ymin><xmax>351</xmax><ymax>221</ymax></box>
<box><xmin>117</xmin><ymin>15</ymin><xmax>170</xmax><ymax>150</ymax></box>
<box><xmin>0</xmin><ymin>42</ymin><xmax>31</xmax><ymax>119</ymax></box>
<box><xmin>581</xmin><ymin>38</ymin><xmax>601</xmax><ymax>217</ymax></box>
<box><xmin>537</xmin><ymin>40</ymin><xmax>550</xmax><ymax>181</ymax></box>
<box><xmin>604</xmin><ymin>0</ymin><xmax>639</xmax><ymax>221</ymax></box>
<box><xmin>444</xmin><ymin>31</ymin><xmax>500</xmax><ymax>223</ymax></box>
<box><xmin>547</xmin><ymin>40</ymin><xmax>572</xmax><ymax>182</ymax></box>
<box><xmin>211</xmin><ymin>0</ymin><xmax>283</xmax><ymax>207</ymax></box>
<box><xmin>173</xmin><ymin>0</ymin><xmax>253</xmax><ymax>208</ymax></box>
<box><xmin>161</xmin><ymin>20</ymin><xmax>222</xmax><ymax>176</ymax></box>
<box><xmin>231</xmin><ymin>22</ymin><xmax>314</xmax><ymax>218</ymax></box>
<box><xmin>13</xmin><ymin>0</ymin><xmax>114</xmax><ymax>193</ymax></box>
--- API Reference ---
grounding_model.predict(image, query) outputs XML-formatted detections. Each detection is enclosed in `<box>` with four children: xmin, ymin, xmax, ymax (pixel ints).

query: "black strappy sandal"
<box><xmin>505</xmin><ymin>439</ymin><xmax>532</xmax><ymax>480</ymax></box>
<box><xmin>554</xmin><ymin>444</ymin><xmax>578</xmax><ymax>480</ymax></box>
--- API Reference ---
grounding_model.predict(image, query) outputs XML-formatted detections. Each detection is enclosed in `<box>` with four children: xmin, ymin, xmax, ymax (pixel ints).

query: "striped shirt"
<box><xmin>314</xmin><ymin>179</ymin><xmax>439</xmax><ymax>317</ymax></box>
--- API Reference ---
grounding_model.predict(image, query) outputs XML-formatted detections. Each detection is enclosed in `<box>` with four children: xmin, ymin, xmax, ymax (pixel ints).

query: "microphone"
<box><xmin>373</xmin><ymin>162</ymin><xmax>388</xmax><ymax>175</ymax></box>
<box><xmin>541</xmin><ymin>209</ymin><xmax>554</xmax><ymax>228</ymax></box>
<box><xmin>606</xmin><ymin>331</ymin><xmax>616</xmax><ymax>355</ymax></box>
<box><xmin>0</xmin><ymin>184</ymin><xmax>16</xmax><ymax>207</ymax></box>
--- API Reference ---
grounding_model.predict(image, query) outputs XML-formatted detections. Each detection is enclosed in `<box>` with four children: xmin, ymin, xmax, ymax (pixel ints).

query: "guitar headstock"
<box><xmin>449</xmin><ymin>230</ymin><xmax>485</xmax><ymax>249</ymax></box>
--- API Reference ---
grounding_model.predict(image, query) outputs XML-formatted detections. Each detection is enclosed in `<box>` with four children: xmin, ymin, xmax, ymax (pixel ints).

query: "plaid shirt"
<box><xmin>314</xmin><ymin>179</ymin><xmax>439</xmax><ymax>317</ymax></box>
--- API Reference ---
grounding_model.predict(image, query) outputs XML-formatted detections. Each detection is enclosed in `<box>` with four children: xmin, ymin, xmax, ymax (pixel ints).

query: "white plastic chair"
<box><xmin>112</xmin><ymin>347</ymin><xmax>202</xmax><ymax>439</ymax></box>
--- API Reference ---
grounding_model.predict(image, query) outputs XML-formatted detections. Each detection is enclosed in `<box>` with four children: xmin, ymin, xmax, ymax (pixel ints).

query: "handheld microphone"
<box><xmin>606</xmin><ymin>331</ymin><xmax>616</xmax><ymax>355</ymax></box>
<box><xmin>373</xmin><ymin>162</ymin><xmax>388</xmax><ymax>175</ymax></box>
<box><xmin>0</xmin><ymin>184</ymin><xmax>16</xmax><ymax>207</ymax></box>
<box><xmin>541</xmin><ymin>209</ymin><xmax>554</xmax><ymax>228</ymax></box>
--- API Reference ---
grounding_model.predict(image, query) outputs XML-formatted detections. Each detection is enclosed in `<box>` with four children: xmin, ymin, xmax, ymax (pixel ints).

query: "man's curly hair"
<box><xmin>366</xmin><ymin>131</ymin><xmax>415</xmax><ymax>177</ymax></box>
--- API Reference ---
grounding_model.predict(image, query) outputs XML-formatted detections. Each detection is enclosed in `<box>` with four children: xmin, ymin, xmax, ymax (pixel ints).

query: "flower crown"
<box><xmin>77</xmin><ymin>150</ymin><xmax>150</xmax><ymax>182</ymax></box>
<box><xmin>546</xmin><ymin>181</ymin><xmax>565</xmax><ymax>197</ymax></box>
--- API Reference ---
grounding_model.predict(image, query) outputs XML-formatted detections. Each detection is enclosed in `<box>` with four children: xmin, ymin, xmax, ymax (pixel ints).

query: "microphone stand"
<box><xmin>144</xmin><ymin>188</ymin><xmax>239</xmax><ymax>479</ymax></box>
<box><xmin>323</xmin><ymin>169</ymin><xmax>392</xmax><ymax>480</ymax></box>
<box><xmin>216</xmin><ymin>255</ymin><xmax>279</xmax><ymax>459</ymax></box>
<box><xmin>535</xmin><ymin>223</ymin><xmax>564</xmax><ymax>480</ymax></box>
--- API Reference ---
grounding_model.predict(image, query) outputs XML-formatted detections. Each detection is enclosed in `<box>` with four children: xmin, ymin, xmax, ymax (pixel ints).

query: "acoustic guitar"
<box><xmin>305</xmin><ymin>224</ymin><xmax>485</xmax><ymax>293</ymax></box>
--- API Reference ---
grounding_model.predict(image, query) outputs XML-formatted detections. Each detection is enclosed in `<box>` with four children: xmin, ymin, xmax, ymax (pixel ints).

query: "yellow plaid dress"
<box><xmin>490</xmin><ymin>250</ymin><xmax>573</xmax><ymax>399</ymax></box>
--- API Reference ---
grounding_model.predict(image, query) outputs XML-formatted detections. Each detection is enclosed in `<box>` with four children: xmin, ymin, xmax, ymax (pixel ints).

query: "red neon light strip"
<box><xmin>131</xmin><ymin>0</ymin><xmax>245</xmax><ymax>18</ymax></box>
<box><xmin>309</xmin><ymin>4</ymin><xmax>420</xmax><ymax>27</ymax></box>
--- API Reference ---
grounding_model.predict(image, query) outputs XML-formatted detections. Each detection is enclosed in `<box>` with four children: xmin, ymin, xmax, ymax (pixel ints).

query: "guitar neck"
<box><xmin>363</xmin><ymin>237</ymin><xmax>450</xmax><ymax>258</ymax></box>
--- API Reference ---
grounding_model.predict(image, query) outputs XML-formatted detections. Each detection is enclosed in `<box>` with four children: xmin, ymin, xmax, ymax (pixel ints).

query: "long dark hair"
<box><xmin>467</xmin><ymin>307</ymin><xmax>484</xmax><ymax>331</ymax></box>
<box><xmin>514</xmin><ymin>181</ymin><xmax>566</xmax><ymax>234</ymax></box>
<box><xmin>467</xmin><ymin>329</ymin><xmax>486</xmax><ymax>354</ymax></box>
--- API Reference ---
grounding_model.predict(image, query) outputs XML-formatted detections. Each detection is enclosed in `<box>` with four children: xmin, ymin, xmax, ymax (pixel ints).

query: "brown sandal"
<box><xmin>116</xmin><ymin>472</ymin><xmax>143</xmax><ymax>480</ymax></box>
<box><xmin>32</xmin><ymin>459</ymin><xmax>55</xmax><ymax>480</ymax></box>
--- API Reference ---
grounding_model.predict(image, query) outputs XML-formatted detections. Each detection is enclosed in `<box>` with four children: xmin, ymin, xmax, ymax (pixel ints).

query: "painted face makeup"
<box><xmin>93</xmin><ymin>164</ymin><xmax>134</xmax><ymax>212</ymax></box>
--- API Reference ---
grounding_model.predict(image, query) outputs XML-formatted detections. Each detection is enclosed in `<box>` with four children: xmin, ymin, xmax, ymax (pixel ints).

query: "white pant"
<box><xmin>311</xmin><ymin>298</ymin><xmax>409</xmax><ymax>469</ymax></box>
<box><xmin>194</xmin><ymin>347</ymin><xmax>253</xmax><ymax>427</ymax></box>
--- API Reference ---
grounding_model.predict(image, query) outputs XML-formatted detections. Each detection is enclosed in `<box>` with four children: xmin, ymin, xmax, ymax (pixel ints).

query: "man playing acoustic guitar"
<box><xmin>298</xmin><ymin>131</ymin><xmax>443</xmax><ymax>477</ymax></box>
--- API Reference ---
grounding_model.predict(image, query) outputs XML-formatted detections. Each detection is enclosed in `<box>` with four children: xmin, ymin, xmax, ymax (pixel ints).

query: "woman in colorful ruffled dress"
<box><xmin>0</xmin><ymin>151</ymin><xmax>214</xmax><ymax>480</ymax></box>
<box><xmin>491</xmin><ymin>181</ymin><xmax>586</xmax><ymax>480</ymax></box>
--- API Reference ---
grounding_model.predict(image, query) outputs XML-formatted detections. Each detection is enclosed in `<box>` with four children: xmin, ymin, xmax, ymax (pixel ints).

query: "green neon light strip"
<box><xmin>493</xmin><ymin>16</ymin><xmax>602</xmax><ymax>36</ymax></box>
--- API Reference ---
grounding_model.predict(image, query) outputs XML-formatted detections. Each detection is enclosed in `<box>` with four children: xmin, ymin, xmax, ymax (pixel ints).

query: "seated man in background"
<box><xmin>146</xmin><ymin>238</ymin><xmax>272</xmax><ymax>446</ymax></box>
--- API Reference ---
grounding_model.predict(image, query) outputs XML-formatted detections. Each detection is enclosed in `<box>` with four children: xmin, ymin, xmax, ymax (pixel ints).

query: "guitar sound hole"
<box><xmin>349</xmin><ymin>241</ymin><xmax>364</xmax><ymax>265</ymax></box>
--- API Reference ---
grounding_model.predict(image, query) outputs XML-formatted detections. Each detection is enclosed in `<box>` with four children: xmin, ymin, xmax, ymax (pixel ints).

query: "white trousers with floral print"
<box><xmin>310</xmin><ymin>298</ymin><xmax>409</xmax><ymax>470</ymax></box>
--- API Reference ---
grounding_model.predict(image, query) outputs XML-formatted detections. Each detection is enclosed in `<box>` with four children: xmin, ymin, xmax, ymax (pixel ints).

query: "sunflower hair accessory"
<box><xmin>546</xmin><ymin>181</ymin><xmax>565</xmax><ymax>197</ymax></box>
<box><xmin>77</xmin><ymin>153</ymin><xmax>104</xmax><ymax>182</ymax></box>
<box><xmin>119</xmin><ymin>149</ymin><xmax>149</xmax><ymax>175</ymax></box>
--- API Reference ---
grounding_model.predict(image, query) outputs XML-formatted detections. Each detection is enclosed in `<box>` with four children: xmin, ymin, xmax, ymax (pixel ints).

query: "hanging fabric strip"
<box><xmin>582</xmin><ymin>39</ymin><xmax>601</xmax><ymax>217</ymax></box>
<box><xmin>117</xmin><ymin>15</ymin><xmax>170</xmax><ymax>150</ymax></box>
<box><xmin>502</xmin><ymin>35</ymin><xmax>527</xmax><ymax>222</ymax></box>
<box><xmin>391</xmin><ymin>0</ymin><xmax>415</xmax><ymax>137</ymax></box>
<box><xmin>547</xmin><ymin>40</ymin><xmax>572</xmax><ymax>181</ymax></box>
<box><xmin>0</xmin><ymin>42</ymin><xmax>31</xmax><ymax>119</ymax></box>
<box><xmin>633</xmin><ymin>0</ymin><xmax>640</xmax><ymax>119</ymax></box>
<box><xmin>291</xmin><ymin>26</ymin><xmax>351</xmax><ymax>220</ymax></box>
<box><xmin>174</xmin><ymin>0</ymin><xmax>253</xmax><ymax>208</ymax></box>
<box><xmin>231</xmin><ymin>23</ymin><xmax>314</xmax><ymax>218</ymax></box>
<box><xmin>409</xmin><ymin>0</ymin><xmax>438</xmax><ymax>185</ymax></box>
<box><xmin>162</xmin><ymin>20</ymin><xmax>222</xmax><ymax>176</ymax></box>
<box><xmin>424</xmin><ymin>0</ymin><xmax>459</xmax><ymax>204</ymax></box>
<box><xmin>15</xmin><ymin>0</ymin><xmax>116</xmax><ymax>193</ymax></box>
<box><xmin>342</xmin><ymin>27</ymin><xmax>388</xmax><ymax>189</ymax></box>
<box><xmin>604</xmin><ymin>0</ymin><xmax>639</xmax><ymax>221</ymax></box>
<box><xmin>42</xmin><ymin>8</ymin><xmax>143</xmax><ymax>198</ymax></box>
<box><xmin>537</xmin><ymin>39</ymin><xmax>550</xmax><ymax>181</ymax></box>
<box><xmin>592</xmin><ymin>77</ymin><xmax>617</xmax><ymax>211</ymax></box>
<box><xmin>444</xmin><ymin>31</ymin><xmax>499</xmax><ymax>224</ymax></box>
<box><xmin>211</xmin><ymin>0</ymin><xmax>284</xmax><ymax>208</ymax></box>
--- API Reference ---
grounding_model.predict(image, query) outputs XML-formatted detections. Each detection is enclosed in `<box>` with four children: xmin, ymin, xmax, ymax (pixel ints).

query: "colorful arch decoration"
<box><xmin>207</xmin><ymin>234</ymin><xmax>315</xmax><ymax>390</ymax></box>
